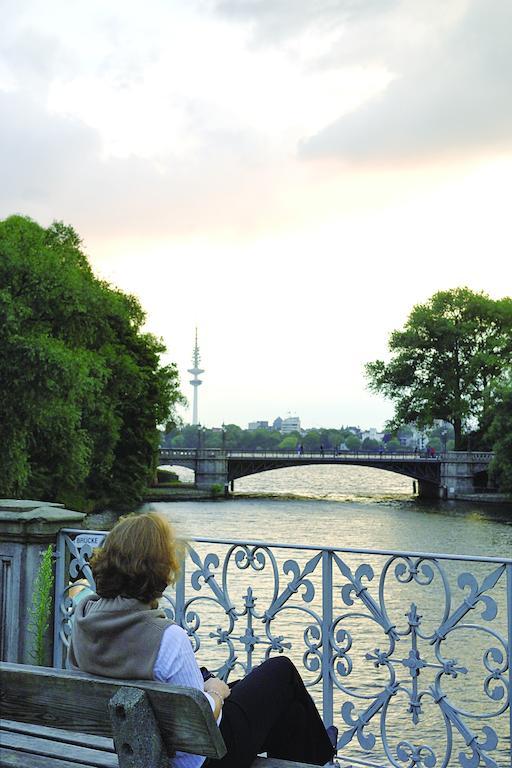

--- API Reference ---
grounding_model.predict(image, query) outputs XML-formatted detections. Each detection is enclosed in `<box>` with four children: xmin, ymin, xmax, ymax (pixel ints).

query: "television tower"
<box><xmin>187</xmin><ymin>328</ymin><xmax>204</xmax><ymax>426</ymax></box>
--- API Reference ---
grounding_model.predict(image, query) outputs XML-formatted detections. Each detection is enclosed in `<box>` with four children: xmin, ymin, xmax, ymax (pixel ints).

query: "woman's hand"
<box><xmin>204</xmin><ymin>676</ymin><xmax>230</xmax><ymax>718</ymax></box>
<box><xmin>204</xmin><ymin>676</ymin><xmax>231</xmax><ymax>699</ymax></box>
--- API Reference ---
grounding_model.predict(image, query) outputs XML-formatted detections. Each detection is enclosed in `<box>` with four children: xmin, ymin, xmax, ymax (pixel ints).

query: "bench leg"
<box><xmin>109</xmin><ymin>687</ymin><xmax>169</xmax><ymax>768</ymax></box>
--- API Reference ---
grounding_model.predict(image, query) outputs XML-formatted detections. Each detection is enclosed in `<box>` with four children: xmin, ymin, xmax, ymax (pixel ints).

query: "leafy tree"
<box><xmin>385</xmin><ymin>438</ymin><xmax>401</xmax><ymax>453</ymax></box>
<box><xmin>204</xmin><ymin>431</ymin><xmax>223</xmax><ymax>450</ymax></box>
<box><xmin>249</xmin><ymin>429</ymin><xmax>281</xmax><ymax>451</ymax></box>
<box><xmin>278</xmin><ymin>435</ymin><xmax>298</xmax><ymax>451</ymax></box>
<box><xmin>486</xmin><ymin>381</ymin><xmax>512</xmax><ymax>493</ymax></box>
<box><xmin>174</xmin><ymin>424</ymin><xmax>203</xmax><ymax>448</ymax></box>
<box><xmin>302</xmin><ymin>430</ymin><xmax>321</xmax><ymax>451</ymax></box>
<box><xmin>361</xmin><ymin>438</ymin><xmax>380</xmax><ymax>452</ymax></box>
<box><xmin>345</xmin><ymin>434</ymin><xmax>362</xmax><ymax>451</ymax></box>
<box><xmin>365</xmin><ymin>288</ymin><xmax>512</xmax><ymax>448</ymax></box>
<box><xmin>223</xmin><ymin>424</ymin><xmax>244</xmax><ymax>450</ymax></box>
<box><xmin>326</xmin><ymin>429</ymin><xmax>343</xmax><ymax>449</ymax></box>
<box><xmin>427</xmin><ymin>424</ymin><xmax>455</xmax><ymax>441</ymax></box>
<box><xmin>169</xmin><ymin>433</ymin><xmax>185</xmax><ymax>448</ymax></box>
<box><xmin>0</xmin><ymin>215</ymin><xmax>183</xmax><ymax>509</ymax></box>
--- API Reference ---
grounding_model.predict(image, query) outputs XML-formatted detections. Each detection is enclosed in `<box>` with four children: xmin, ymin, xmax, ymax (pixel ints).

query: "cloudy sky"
<box><xmin>2</xmin><ymin>0</ymin><xmax>511</xmax><ymax>429</ymax></box>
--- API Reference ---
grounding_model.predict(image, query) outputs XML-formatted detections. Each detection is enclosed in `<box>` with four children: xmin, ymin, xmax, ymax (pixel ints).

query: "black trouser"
<box><xmin>204</xmin><ymin>655</ymin><xmax>333</xmax><ymax>768</ymax></box>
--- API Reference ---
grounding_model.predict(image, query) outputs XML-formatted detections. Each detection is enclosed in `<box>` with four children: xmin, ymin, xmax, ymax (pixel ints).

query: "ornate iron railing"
<box><xmin>54</xmin><ymin>530</ymin><xmax>511</xmax><ymax>768</ymax></box>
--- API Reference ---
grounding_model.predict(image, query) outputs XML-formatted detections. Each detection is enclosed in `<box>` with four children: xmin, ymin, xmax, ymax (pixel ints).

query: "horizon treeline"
<box><xmin>162</xmin><ymin>422</ymin><xmax>456</xmax><ymax>454</ymax></box>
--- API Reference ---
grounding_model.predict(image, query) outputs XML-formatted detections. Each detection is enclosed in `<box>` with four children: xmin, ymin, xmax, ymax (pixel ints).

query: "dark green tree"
<box><xmin>365</xmin><ymin>288</ymin><xmax>512</xmax><ymax>448</ymax></box>
<box><xmin>204</xmin><ymin>430</ymin><xmax>223</xmax><ymax>450</ymax></box>
<box><xmin>345</xmin><ymin>434</ymin><xmax>362</xmax><ymax>451</ymax></box>
<box><xmin>485</xmin><ymin>380</ymin><xmax>512</xmax><ymax>493</ymax></box>
<box><xmin>278</xmin><ymin>435</ymin><xmax>298</xmax><ymax>451</ymax></box>
<box><xmin>385</xmin><ymin>437</ymin><xmax>401</xmax><ymax>453</ymax></box>
<box><xmin>361</xmin><ymin>438</ymin><xmax>380</xmax><ymax>451</ymax></box>
<box><xmin>302</xmin><ymin>430</ymin><xmax>321</xmax><ymax>451</ymax></box>
<box><xmin>223</xmin><ymin>424</ymin><xmax>244</xmax><ymax>450</ymax></box>
<box><xmin>0</xmin><ymin>215</ymin><xmax>183</xmax><ymax>510</ymax></box>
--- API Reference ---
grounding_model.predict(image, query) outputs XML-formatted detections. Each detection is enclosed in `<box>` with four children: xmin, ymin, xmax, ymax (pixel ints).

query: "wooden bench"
<box><xmin>0</xmin><ymin>662</ymin><xmax>326</xmax><ymax>768</ymax></box>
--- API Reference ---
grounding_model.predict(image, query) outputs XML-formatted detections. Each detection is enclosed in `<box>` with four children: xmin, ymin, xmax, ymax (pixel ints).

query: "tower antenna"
<box><xmin>187</xmin><ymin>327</ymin><xmax>204</xmax><ymax>426</ymax></box>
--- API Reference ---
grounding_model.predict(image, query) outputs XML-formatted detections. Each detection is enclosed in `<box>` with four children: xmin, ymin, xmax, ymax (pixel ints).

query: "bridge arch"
<box><xmin>226</xmin><ymin>456</ymin><xmax>440</xmax><ymax>485</ymax></box>
<box><xmin>158</xmin><ymin>449</ymin><xmax>493</xmax><ymax>500</ymax></box>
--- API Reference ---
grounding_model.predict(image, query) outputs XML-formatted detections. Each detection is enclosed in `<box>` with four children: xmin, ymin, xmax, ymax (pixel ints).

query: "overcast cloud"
<box><xmin>1</xmin><ymin>0</ymin><xmax>511</xmax><ymax>427</ymax></box>
<box><xmin>302</xmin><ymin>1</ymin><xmax>512</xmax><ymax>160</ymax></box>
<box><xmin>210</xmin><ymin>0</ymin><xmax>512</xmax><ymax>161</ymax></box>
<box><xmin>3</xmin><ymin>0</ymin><xmax>510</xmax><ymax>236</ymax></box>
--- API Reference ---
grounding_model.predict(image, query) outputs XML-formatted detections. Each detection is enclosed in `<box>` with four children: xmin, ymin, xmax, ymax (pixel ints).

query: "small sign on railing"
<box><xmin>74</xmin><ymin>533</ymin><xmax>105</xmax><ymax>549</ymax></box>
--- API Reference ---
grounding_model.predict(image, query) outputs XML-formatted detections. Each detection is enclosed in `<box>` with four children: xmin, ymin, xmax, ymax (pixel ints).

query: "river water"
<box><xmin>148</xmin><ymin>464</ymin><xmax>511</xmax><ymax>766</ymax></box>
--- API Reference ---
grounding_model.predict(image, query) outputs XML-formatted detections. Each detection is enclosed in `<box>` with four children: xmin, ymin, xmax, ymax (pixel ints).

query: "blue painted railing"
<box><xmin>54</xmin><ymin>530</ymin><xmax>511</xmax><ymax>768</ymax></box>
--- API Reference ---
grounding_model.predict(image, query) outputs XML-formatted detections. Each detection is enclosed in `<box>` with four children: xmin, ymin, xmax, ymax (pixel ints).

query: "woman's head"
<box><xmin>90</xmin><ymin>512</ymin><xmax>182</xmax><ymax>604</ymax></box>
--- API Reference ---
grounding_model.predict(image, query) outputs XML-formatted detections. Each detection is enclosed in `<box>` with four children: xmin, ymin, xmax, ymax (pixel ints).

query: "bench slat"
<box><xmin>0</xmin><ymin>732</ymin><xmax>118</xmax><ymax>768</ymax></box>
<box><xmin>0</xmin><ymin>662</ymin><xmax>225</xmax><ymax>759</ymax></box>
<box><xmin>0</xmin><ymin>746</ymin><xmax>106</xmax><ymax>768</ymax></box>
<box><xmin>0</xmin><ymin>720</ymin><xmax>115</xmax><ymax>753</ymax></box>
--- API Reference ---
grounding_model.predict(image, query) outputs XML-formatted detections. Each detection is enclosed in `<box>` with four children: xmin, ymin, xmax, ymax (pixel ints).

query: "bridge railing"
<box><xmin>54</xmin><ymin>529</ymin><xmax>510</xmax><ymax>767</ymax></box>
<box><xmin>159</xmin><ymin>448</ymin><xmax>451</xmax><ymax>460</ymax></box>
<box><xmin>160</xmin><ymin>448</ymin><xmax>494</xmax><ymax>461</ymax></box>
<box><xmin>226</xmin><ymin>450</ymin><xmax>442</xmax><ymax>460</ymax></box>
<box><xmin>159</xmin><ymin>448</ymin><xmax>199</xmax><ymax>458</ymax></box>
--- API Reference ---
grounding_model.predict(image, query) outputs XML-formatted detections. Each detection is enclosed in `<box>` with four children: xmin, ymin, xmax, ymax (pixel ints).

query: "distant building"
<box><xmin>248</xmin><ymin>420</ymin><xmax>270</xmax><ymax>430</ymax></box>
<box><xmin>361</xmin><ymin>428</ymin><xmax>384</xmax><ymax>443</ymax></box>
<box><xmin>281</xmin><ymin>416</ymin><xmax>301</xmax><ymax>434</ymax></box>
<box><xmin>272</xmin><ymin>417</ymin><xmax>283</xmax><ymax>432</ymax></box>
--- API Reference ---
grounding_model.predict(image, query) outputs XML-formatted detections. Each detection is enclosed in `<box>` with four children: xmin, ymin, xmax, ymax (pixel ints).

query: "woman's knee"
<box><xmin>261</xmin><ymin>655</ymin><xmax>297</xmax><ymax>679</ymax></box>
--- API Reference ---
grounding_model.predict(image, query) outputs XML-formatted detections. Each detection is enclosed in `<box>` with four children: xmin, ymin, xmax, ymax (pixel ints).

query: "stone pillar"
<box><xmin>194</xmin><ymin>450</ymin><xmax>228</xmax><ymax>491</ymax></box>
<box><xmin>440</xmin><ymin>453</ymin><xmax>476</xmax><ymax>499</ymax></box>
<box><xmin>0</xmin><ymin>500</ymin><xmax>86</xmax><ymax>664</ymax></box>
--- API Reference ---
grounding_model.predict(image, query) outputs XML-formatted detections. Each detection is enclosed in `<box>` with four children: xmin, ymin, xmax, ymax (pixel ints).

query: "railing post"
<box><xmin>507</xmin><ymin>563</ymin><xmax>512</xmax><ymax>766</ymax></box>
<box><xmin>321</xmin><ymin>549</ymin><xmax>333</xmax><ymax>727</ymax></box>
<box><xmin>53</xmin><ymin>530</ymin><xmax>67</xmax><ymax>668</ymax></box>
<box><xmin>174</xmin><ymin>558</ymin><xmax>186</xmax><ymax>627</ymax></box>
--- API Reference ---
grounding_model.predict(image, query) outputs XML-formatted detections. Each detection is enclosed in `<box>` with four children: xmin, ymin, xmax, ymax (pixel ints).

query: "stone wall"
<box><xmin>0</xmin><ymin>500</ymin><xmax>85</xmax><ymax>664</ymax></box>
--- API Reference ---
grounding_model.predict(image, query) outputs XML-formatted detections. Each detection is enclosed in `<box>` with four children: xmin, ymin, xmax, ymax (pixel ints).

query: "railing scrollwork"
<box><xmin>54</xmin><ymin>531</ymin><xmax>511</xmax><ymax>767</ymax></box>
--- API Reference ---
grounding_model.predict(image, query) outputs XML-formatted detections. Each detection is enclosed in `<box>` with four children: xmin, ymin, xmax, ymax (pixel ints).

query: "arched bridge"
<box><xmin>158</xmin><ymin>448</ymin><xmax>494</xmax><ymax>500</ymax></box>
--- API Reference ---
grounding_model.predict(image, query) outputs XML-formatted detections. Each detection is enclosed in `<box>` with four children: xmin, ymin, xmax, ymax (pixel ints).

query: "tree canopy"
<box><xmin>485</xmin><ymin>379</ymin><xmax>512</xmax><ymax>492</ymax></box>
<box><xmin>0</xmin><ymin>215</ymin><xmax>183</xmax><ymax>510</ymax></box>
<box><xmin>163</xmin><ymin>424</ymin><xmax>370</xmax><ymax>452</ymax></box>
<box><xmin>365</xmin><ymin>288</ymin><xmax>512</xmax><ymax>448</ymax></box>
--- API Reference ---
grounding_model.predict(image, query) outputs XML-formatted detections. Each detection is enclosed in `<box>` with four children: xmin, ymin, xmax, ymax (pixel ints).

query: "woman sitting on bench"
<box><xmin>68</xmin><ymin>512</ymin><xmax>336</xmax><ymax>768</ymax></box>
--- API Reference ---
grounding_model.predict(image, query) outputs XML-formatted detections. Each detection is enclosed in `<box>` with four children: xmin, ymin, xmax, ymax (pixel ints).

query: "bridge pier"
<box><xmin>439</xmin><ymin>452</ymin><xmax>488</xmax><ymax>499</ymax></box>
<box><xmin>195</xmin><ymin>450</ymin><xmax>229</xmax><ymax>491</ymax></box>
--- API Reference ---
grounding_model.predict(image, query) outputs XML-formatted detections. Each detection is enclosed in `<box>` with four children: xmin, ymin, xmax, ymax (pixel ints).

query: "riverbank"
<box><xmin>143</xmin><ymin>483</ymin><xmax>510</xmax><ymax>505</ymax></box>
<box><xmin>455</xmin><ymin>491</ymin><xmax>511</xmax><ymax>503</ymax></box>
<box><xmin>143</xmin><ymin>484</ymin><xmax>224</xmax><ymax>502</ymax></box>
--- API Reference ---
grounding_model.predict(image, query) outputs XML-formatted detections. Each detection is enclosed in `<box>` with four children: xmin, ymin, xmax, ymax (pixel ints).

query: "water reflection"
<box><xmin>147</xmin><ymin>465</ymin><xmax>511</xmax><ymax>764</ymax></box>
